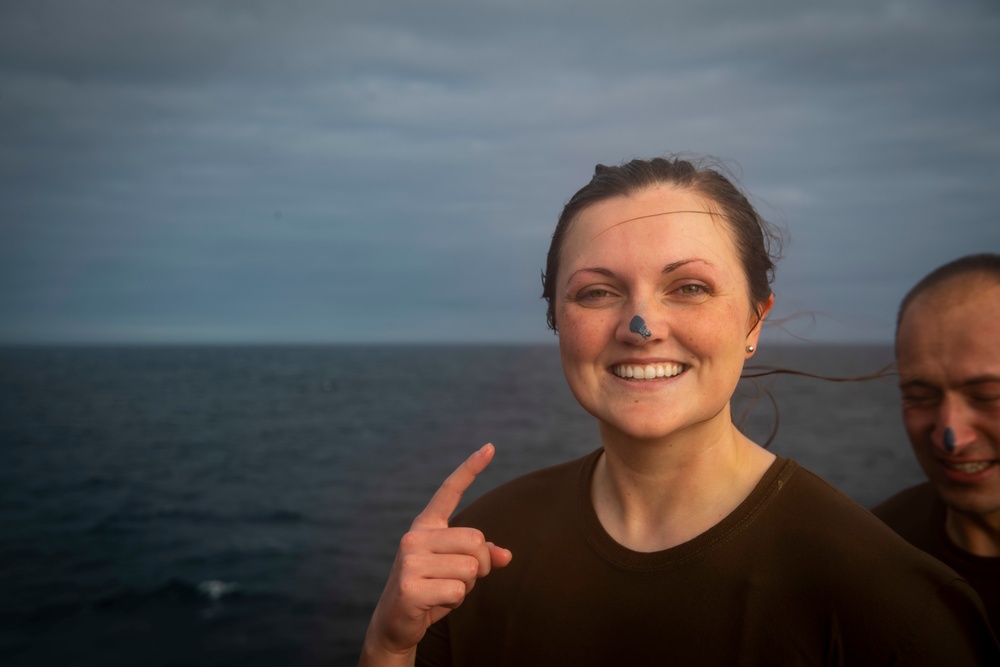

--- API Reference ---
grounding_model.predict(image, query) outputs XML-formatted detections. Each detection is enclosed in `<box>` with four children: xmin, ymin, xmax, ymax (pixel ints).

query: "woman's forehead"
<box><xmin>589</xmin><ymin>208</ymin><xmax>724</xmax><ymax>241</ymax></box>
<box><xmin>563</xmin><ymin>194</ymin><xmax>737</xmax><ymax>264</ymax></box>
<box><xmin>571</xmin><ymin>187</ymin><xmax>723</xmax><ymax>235</ymax></box>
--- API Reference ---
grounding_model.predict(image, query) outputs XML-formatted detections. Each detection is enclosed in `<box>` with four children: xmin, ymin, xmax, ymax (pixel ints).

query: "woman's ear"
<box><xmin>747</xmin><ymin>293</ymin><xmax>775</xmax><ymax>345</ymax></box>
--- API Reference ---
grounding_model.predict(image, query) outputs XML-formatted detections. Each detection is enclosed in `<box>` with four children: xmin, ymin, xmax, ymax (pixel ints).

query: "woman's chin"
<box><xmin>596</xmin><ymin>407</ymin><xmax>732</xmax><ymax>445</ymax></box>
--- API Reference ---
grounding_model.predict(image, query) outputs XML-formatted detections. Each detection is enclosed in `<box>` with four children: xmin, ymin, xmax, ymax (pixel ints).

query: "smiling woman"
<box><xmin>553</xmin><ymin>185</ymin><xmax>771</xmax><ymax>455</ymax></box>
<box><xmin>358</xmin><ymin>156</ymin><xmax>999</xmax><ymax>667</ymax></box>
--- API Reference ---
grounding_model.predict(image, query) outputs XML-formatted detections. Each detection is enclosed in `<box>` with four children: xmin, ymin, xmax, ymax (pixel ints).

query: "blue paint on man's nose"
<box><xmin>943</xmin><ymin>427</ymin><xmax>956</xmax><ymax>453</ymax></box>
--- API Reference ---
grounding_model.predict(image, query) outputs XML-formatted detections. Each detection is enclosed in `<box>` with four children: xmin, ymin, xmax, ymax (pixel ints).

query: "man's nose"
<box><xmin>933</xmin><ymin>396</ymin><xmax>976</xmax><ymax>454</ymax></box>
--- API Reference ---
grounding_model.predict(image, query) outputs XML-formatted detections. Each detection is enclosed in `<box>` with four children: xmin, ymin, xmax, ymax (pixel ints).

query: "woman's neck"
<box><xmin>591</xmin><ymin>418</ymin><xmax>775</xmax><ymax>553</ymax></box>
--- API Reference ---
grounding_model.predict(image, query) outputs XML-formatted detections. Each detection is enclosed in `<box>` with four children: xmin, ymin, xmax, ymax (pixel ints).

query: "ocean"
<box><xmin>0</xmin><ymin>344</ymin><xmax>925</xmax><ymax>666</ymax></box>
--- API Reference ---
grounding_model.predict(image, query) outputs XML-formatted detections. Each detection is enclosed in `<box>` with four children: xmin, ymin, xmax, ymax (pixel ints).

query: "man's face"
<box><xmin>896</xmin><ymin>275</ymin><xmax>1000</xmax><ymax>521</ymax></box>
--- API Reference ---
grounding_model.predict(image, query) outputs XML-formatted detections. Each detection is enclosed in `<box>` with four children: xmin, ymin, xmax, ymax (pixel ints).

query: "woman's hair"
<box><xmin>541</xmin><ymin>155</ymin><xmax>782</xmax><ymax>333</ymax></box>
<box><xmin>896</xmin><ymin>253</ymin><xmax>1000</xmax><ymax>330</ymax></box>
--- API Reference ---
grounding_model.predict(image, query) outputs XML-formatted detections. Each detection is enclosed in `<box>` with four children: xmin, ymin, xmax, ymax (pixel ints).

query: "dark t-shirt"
<box><xmin>417</xmin><ymin>450</ymin><xmax>998</xmax><ymax>666</ymax></box>
<box><xmin>873</xmin><ymin>481</ymin><xmax>1000</xmax><ymax>632</ymax></box>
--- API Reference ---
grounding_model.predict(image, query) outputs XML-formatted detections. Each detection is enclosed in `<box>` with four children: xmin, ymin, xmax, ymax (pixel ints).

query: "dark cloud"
<box><xmin>1</xmin><ymin>0</ymin><xmax>998</xmax><ymax>343</ymax></box>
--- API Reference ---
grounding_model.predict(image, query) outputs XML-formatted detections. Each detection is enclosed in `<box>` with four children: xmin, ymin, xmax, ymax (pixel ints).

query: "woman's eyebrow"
<box><xmin>566</xmin><ymin>259</ymin><xmax>714</xmax><ymax>283</ymax></box>
<box><xmin>566</xmin><ymin>266</ymin><xmax>616</xmax><ymax>282</ymax></box>
<box><xmin>662</xmin><ymin>258</ymin><xmax>713</xmax><ymax>274</ymax></box>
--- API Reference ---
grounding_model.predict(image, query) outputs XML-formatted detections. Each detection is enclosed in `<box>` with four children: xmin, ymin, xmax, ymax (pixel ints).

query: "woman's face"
<box><xmin>555</xmin><ymin>184</ymin><xmax>771</xmax><ymax>443</ymax></box>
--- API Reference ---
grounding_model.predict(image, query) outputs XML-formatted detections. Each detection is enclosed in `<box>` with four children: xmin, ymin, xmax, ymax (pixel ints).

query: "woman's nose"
<box><xmin>617</xmin><ymin>309</ymin><xmax>661</xmax><ymax>345</ymax></box>
<box><xmin>617</xmin><ymin>313</ymin><xmax>645</xmax><ymax>344</ymax></box>
<box><xmin>629</xmin><ymin>315</ymin><xmax>652</xmax><ymax>340</ymax></box>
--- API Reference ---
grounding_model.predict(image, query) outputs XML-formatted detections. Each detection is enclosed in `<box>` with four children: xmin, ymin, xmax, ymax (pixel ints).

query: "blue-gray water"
<box><xmin>0</xmin><ymin>344</ymin><xmax>924</xmax><ymax>666</ymax></box>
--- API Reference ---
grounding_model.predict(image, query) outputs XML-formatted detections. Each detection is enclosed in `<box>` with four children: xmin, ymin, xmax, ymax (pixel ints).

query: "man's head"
<box><xmin>895</xmin><ymin>254</ymin><xmax>1000</xmax><ymax>536</ymax></box>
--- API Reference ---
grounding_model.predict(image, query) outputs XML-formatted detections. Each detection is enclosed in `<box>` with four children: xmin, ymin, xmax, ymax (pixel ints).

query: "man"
<box><xmin>873</xmin><ymin>253</ymin><xmax>1000</xmax><ymax>630</ymax></box>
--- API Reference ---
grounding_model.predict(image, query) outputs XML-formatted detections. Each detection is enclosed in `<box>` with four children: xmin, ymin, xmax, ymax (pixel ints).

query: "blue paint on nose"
<box><xmin>629</xmin><ymin>315</ymin><xmax>651</xmax><ymax>339</ymax></box>
<box><xmin>943</xmin><ymin>427</ymin><xmax>956</xmax><ymax>453</ymax></box>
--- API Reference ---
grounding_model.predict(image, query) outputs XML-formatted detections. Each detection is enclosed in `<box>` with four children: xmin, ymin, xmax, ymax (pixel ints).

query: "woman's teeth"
<box><xmin>613</xmin><ymin>363</ymin><xmax>684</xmax><ymax>380</ymax></box>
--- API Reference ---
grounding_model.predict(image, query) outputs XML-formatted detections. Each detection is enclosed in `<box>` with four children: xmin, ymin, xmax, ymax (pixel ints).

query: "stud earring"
<box><xmin>747</xmin><ymin>345</ymin><xmax>755</xmax><ymax>353</ymax></box>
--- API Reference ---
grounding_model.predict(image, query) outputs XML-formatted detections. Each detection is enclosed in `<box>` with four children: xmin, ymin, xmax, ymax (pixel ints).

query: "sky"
<box><xmin>1</xmin><ymin>0</ymin><xmax>998</xmax><ymax>345</ymax></box>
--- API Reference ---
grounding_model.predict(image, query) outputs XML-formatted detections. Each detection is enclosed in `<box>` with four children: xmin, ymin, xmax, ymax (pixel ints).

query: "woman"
<box><xmin>359</xmin><ymin>157</ymin><xmax>998</xmax><ymax>666</ymax></box>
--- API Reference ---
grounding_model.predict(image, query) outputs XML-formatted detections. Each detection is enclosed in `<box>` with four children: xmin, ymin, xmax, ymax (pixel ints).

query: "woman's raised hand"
<box><xmin>360</xmin><ymin>443</ymin><xmax>513</xmax><ymax>666</ymax></box>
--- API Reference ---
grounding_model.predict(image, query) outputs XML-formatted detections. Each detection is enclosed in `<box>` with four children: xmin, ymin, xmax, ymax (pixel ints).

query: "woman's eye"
<box><xmin>579</xmin><ymin>289</ymin><xmax>612</xmax><ymax>301</ymax></box>
<box><xmin>677</xmin><ymin>284</ymin><xmax>708</xmax><ymax>296</ymax></box>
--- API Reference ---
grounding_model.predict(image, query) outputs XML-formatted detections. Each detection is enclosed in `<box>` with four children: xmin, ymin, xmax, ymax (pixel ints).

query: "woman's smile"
<box><xmin>611</xmin><ymin>361</ymin><xmax>686</xmax><ymax>381</ymax></box>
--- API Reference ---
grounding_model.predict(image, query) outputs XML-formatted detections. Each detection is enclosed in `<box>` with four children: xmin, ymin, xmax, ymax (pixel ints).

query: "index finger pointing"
<box><xmin>412</xmin><ymin>443</ymin><xmax>495</xmax><ymax>529</ymax></box>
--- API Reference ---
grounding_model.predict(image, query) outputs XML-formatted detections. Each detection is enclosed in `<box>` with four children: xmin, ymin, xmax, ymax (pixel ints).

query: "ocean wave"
<box><xmin>93</xmin><ymin>578</ymin><xmax>245</xmax><ymax>611</ymax></box>
<box><xmin>196</xmin><ymin>579</ymin><xmax>240</xmax><ymax>601</ymax></box>
<box><xmin>11</xmin><ymin>577</ymin><xmax>250</xmax><ymax>635</ymax></box>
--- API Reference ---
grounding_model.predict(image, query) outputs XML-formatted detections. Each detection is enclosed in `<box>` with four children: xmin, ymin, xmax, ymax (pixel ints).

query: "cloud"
<box><xmin>1</xmin><ymin>0</ymin><xmax>998</xmax><ymax>343</ymax></box>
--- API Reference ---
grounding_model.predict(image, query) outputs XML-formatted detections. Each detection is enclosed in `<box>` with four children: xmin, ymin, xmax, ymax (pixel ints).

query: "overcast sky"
<box><xmin>1</xmin><ymin>0</ymin><xmax>998</xmax><ymax>344</ymax></box>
